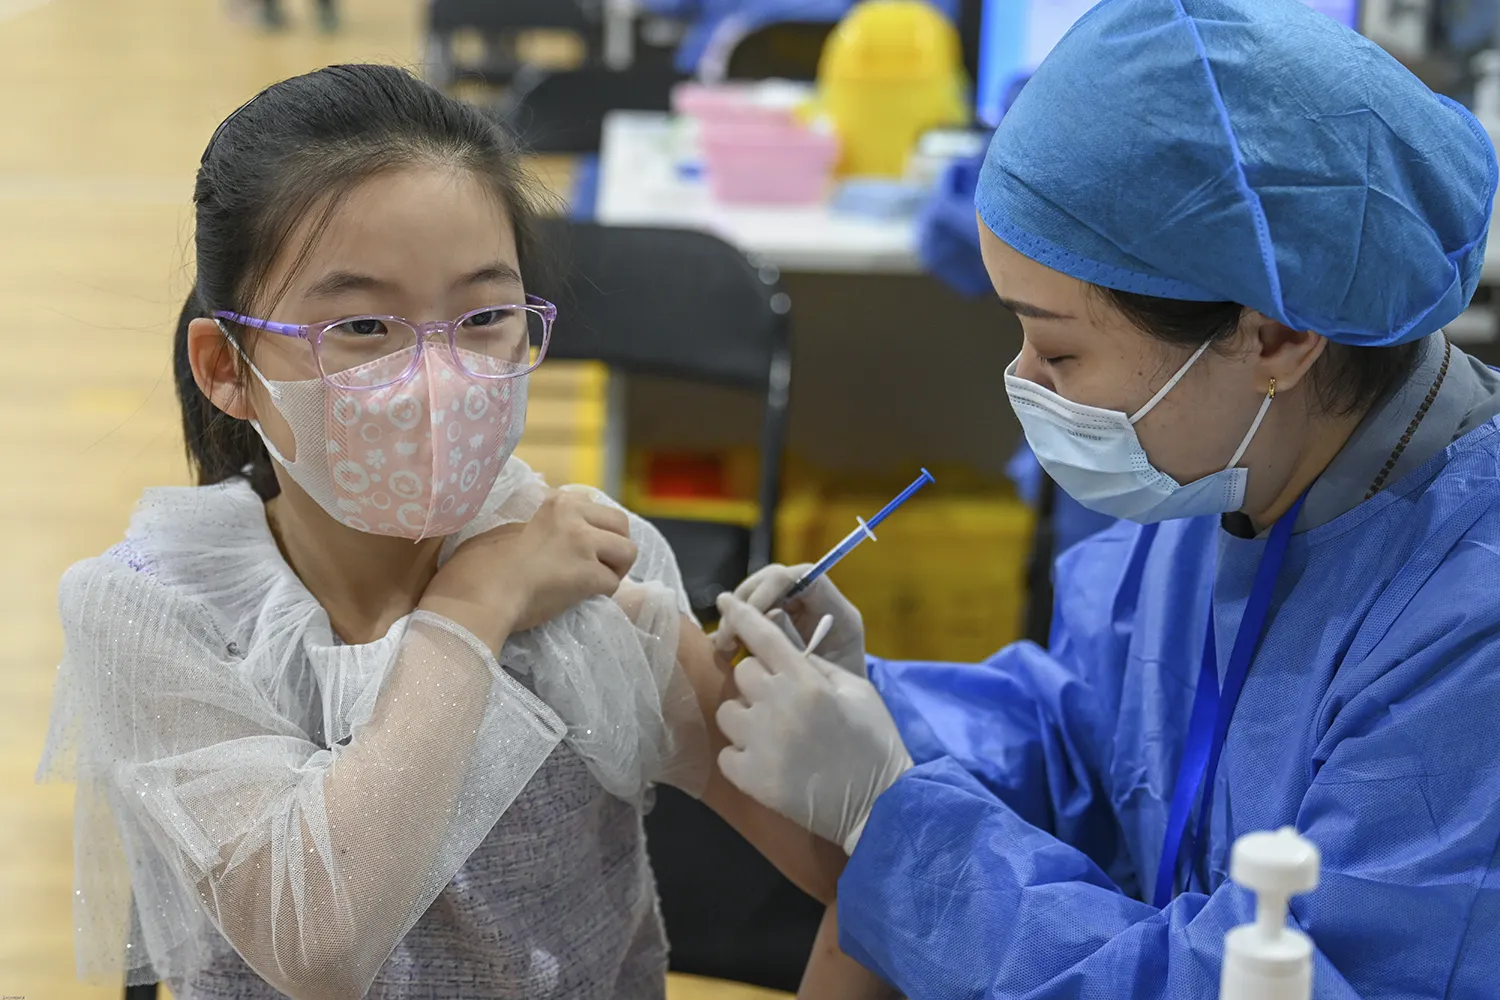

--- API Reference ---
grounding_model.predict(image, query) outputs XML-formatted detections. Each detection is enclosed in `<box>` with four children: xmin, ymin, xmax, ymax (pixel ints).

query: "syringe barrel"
<box><xmin>784</xmin><ymin>523</ymin><xmax>871</xmax><ymax>599</ymax></box>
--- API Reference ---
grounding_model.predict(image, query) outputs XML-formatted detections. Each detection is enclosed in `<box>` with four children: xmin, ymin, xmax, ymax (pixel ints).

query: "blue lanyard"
<box><xmin>1151</xmin><ymin>492</ymin><xmax>1307</xmax><ymax>909</ymax></box>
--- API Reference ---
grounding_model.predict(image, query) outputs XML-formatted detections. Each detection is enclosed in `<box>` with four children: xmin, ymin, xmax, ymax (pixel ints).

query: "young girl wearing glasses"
<box><xmin>38</xmin><ymin>65</ymin><xmax>883</xmax><ymax>1000</ymax></box>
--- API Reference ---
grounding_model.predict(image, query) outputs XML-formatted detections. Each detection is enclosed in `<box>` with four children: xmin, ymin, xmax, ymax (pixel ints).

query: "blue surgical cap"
<box><xmin>976</xmin><ymin>0</ymin><xmax>1498</xmax><ymax>347</ymax></box>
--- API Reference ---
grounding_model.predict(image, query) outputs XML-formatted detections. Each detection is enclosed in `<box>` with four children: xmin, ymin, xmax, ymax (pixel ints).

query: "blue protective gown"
<box><xmin>839</xmin><ymin>344</ymin><xmax>1500</xmax><ymax>998</ymax></box>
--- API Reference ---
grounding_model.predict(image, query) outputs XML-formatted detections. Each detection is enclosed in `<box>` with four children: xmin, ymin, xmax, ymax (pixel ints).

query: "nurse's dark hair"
<box><xmin>172</xmin><ymin>63</ymin><xmax>548</xmax><ymax>499</ymax></box>
<box><xmin>1099</xmin><ymin>289</ymin><xmax>1423</xmax><ymax>417</ymax></box>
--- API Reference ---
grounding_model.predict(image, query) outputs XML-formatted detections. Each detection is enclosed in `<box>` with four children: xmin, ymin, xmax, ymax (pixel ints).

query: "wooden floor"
<box><xmin>0</xmin><ymin>2</ymin><xmax>783</xmax><ymax>997</ymax></box>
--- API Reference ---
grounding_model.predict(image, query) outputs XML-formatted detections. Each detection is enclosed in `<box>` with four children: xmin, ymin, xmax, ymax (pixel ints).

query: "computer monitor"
<box><xmin>976</xmin><ymin>0</ymin><xmax>1363</xmax><ymax>127</ymax></box>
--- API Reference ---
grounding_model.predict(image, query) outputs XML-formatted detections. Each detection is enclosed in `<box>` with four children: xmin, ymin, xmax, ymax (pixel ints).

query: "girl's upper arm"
<box><xmin>608</xmin><ymin>511</ymin><xmax>846</xmax><ymax>902</ymax></box>
<box><xmin>672</xmin><ymin>608</ymin><xmax>846</xmax><ymax>905</ymax></box>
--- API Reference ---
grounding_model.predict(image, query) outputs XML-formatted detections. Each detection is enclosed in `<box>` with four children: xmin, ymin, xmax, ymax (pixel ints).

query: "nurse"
<box><xmin>712</xmin><ymin>0</ymin><xmax>1500</xmax><ymax>996</ymax></box>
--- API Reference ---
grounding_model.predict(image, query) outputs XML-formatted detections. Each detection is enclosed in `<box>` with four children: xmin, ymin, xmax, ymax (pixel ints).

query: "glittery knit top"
<box><xmin>170</xmin><ymin>748</ymin><xmax>669</xmax><ymax>1000</ymax></box>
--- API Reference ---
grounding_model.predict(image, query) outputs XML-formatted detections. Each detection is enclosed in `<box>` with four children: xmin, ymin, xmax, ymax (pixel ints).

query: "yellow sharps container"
<box><xmin>817</xmin><ymin>0</ymin><xmax>970</xmax><ymax>178</ymax></box>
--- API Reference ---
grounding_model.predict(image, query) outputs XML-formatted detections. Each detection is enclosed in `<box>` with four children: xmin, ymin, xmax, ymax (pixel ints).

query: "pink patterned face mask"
<box><xmin>243</xmin><ymin>347</ymin><xmax>527</xmax><ymax>539</ymax></box>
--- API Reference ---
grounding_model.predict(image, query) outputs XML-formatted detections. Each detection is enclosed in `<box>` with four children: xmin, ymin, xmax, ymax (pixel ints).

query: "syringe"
<box><xmin>780</xmin><ymin>468</ymin><xmax>935</xmax><ymax>603</ymax></box>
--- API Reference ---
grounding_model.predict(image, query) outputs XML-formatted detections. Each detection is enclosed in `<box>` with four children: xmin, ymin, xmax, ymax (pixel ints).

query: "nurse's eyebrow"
<box><xmin>998</xmin><ymin>297</ymin><xmax>1075</xmax><ymax>321</ymax></box>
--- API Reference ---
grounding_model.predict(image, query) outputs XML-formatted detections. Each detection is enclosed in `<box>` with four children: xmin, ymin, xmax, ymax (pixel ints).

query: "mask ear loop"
<box><xmin>216</xmin><ymin>318</ymin><xmax>276</xmax><ymax>392</ymax></box>
<box><xmin>1225</xmin><ymin>378</ymin><xmax>1275</xmax><ymax>470</ymax></box>
<box><xmin>1128</xmin><ymin>339</ymin><xmax>1216</xmax><ymax>425</ymax></box>
<box><xmin>213</xmin><ymin>319</ymin><xmax>304</xmax><ymax>471</ymax></box>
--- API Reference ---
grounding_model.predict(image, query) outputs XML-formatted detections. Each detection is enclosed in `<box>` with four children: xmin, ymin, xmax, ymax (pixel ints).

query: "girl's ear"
<box><xmin>187</xmin><ymin>318</ymin><xmax>255</xmax><ymax>420</ymax></box>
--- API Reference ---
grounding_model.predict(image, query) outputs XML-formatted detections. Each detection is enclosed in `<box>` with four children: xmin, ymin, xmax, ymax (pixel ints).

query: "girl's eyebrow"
<box><xmin>304</xmin><ymin>270</ymin><xmax>394</xmax><ymax>300</ymax></box>
<box><xmin>455</xmin><ymin>262</ymin><xmax>523</xmax><ymax>288</ymax></box>
<box><xmin>303</xmin><ymin>261</ymin><xmax>523</xmax><ymax>301</ymax></box>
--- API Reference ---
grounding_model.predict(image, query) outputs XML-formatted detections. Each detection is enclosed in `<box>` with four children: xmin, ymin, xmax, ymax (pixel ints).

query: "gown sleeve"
<box><xmin>867</xmin><ymin>521</ymin><xmax>1165</xmax><ymax>877</ymax></box>
<box><xmin>839</xmin><ymin>532</ymin><xmax>1500</xmax><ymax>999</ymax></box>
<box><xmin>49</xmin><ymin>555</ymin><xmax>567</xmax><ymax>1000</ymax></box>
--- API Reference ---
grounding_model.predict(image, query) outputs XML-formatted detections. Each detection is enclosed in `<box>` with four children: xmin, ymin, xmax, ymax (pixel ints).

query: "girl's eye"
<box><xmin>333</xmin><ymin>318</ymin><xmax>388</xmax><ymax>337</ymax></box>
<box><xmin>462</xmin><ymin>308</ymin><xmax>511</xmax><ymax>329</ymax></box>
<box><xmin>1041</xmin><ymin>355</ymin><xmax>1074</xmax><ymax>366</ymax></box>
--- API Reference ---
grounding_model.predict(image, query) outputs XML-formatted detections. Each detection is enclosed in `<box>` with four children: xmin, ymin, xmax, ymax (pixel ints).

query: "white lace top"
<box><xmin>37</xmin><ymin>458</ymin><xmax>708</xmax><ymax>999</ymax></box>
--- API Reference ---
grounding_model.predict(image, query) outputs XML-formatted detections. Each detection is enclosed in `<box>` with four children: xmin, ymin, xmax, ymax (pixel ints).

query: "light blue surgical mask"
<box><xmin>1005</xmin><ymin>342</ymin><xmax>1274</xmax><ymax>524</ymax></box>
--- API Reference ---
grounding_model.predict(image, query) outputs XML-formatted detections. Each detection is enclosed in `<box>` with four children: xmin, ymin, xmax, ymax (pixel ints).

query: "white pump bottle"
<box><xmin>1220</xmin><ymin>827</ymin><xmax>1321</xmax><ymax>1000</ymax></box>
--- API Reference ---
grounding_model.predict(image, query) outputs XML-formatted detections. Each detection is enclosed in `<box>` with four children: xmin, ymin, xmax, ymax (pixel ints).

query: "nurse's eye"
<box><xmin>1041</xmin><ymin>355</ymin><xmax>1074</xmax><ymax>366</ymax></box>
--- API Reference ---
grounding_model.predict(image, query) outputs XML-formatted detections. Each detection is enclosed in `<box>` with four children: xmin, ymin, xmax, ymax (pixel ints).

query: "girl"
<box><xmin>38</xmin><ymin>64</ymin><xmax>877</xmax><ymax>1000</ymax></box>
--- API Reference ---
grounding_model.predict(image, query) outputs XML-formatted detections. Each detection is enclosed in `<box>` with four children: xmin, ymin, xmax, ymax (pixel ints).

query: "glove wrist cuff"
<box><xmin>842</xmin><ymin>751</ymin><xmax>914</xmax><ymax>854</ymax></box>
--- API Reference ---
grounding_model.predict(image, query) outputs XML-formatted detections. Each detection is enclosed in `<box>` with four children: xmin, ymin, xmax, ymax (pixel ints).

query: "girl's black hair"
<box><xmin>1097</xmin><ymin>288</ymin><xmax>1423</xmax><ymax>417</ymax></box>
<box><xmin>173</xmin><ymin>63</ymin><xmax>547</xmax><ymax>499</ymax></box>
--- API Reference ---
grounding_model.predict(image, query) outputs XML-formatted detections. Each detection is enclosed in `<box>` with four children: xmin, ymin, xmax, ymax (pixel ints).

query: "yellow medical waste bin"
<box><xmin>776</xmin><ymin>487</ymin><xmax>1035</xmax><ymax>662</ymax></box>
<box><xmin>818</xmin><ymin>0</ymin><xmax>970</xmax><ymax>178</ymax></box>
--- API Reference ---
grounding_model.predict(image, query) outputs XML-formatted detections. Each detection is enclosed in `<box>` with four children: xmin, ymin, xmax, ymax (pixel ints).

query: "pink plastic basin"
<box><xmin>699</xmin><ymin>120</ymin><xmax>839</xmax><ymax>205</ymax></box>
<box><xmin>672</xmin><ymin>82</ymin><xmax>801</xmax><ymax>128</ymax></box>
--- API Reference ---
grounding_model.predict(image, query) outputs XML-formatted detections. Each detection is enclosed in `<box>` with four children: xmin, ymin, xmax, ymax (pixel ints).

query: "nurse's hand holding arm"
<box><xmin>713</xmin><ymin>593</ymin><xmax>910</xmax><ymax>853</ymax></box>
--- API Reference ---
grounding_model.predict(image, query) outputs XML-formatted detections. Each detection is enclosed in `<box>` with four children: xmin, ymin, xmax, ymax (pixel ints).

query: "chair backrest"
<box><xmin>724</xmin><ymin>20</ymin><xmax>837</xmax><ymax>81</ymax></box>
<box><xmin>500</xmin><ymin>68</ymin><xmax>684</xmax><ymax>155</ymax></box>
<box><xmin>530</xmin><ymin>220</ymin><xmax>789</xmax><ymax>389</ymax></box>
<box><xmin>527</xmin><ymin>219</ymin><xmax>792</xmax><ymax>569</ymax></box>
<box><xmin>427</xmin><ymin>0</ymin><xmax>601</xmax><ymax>34</ymax></box>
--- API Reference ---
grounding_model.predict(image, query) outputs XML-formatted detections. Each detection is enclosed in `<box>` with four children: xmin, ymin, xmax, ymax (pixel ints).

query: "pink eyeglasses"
<box><xmin>214</xmin><ymin>295</ymin><xmax>556</xmax><ymax>390</ymax></box>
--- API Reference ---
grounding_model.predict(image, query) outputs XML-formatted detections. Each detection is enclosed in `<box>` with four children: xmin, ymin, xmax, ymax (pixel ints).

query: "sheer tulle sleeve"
<box><xmin>42</xmin><ymin>556</ymin><xmax>566</xmax><ymax>999</ymax></box>
<box><xmin>447</xmin><ymin>473</ymin><xmax>712</xmax><ymax>802</ymax></box>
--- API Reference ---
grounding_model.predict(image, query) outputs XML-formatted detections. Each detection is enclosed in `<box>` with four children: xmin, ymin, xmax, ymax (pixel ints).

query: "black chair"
<box><xmin>724</xmin><ymin>20</ymin><xmax>837</xmax><ymax>81</ymax></box>
<box><xmin>530</xmin><ymin>220</ymin><xmax>821</xmax><ymax>991</ymax></box>
<box><xmin>724</xmin><ymin>3</ymin><xmax>983</xmax><ymax>89</ymax></box>
<box><xmin>424</xmin><ymin>0</ymin><xmax>605</xmax><ymax>91</ymax></box>
<box><xmin>956</xmin><ymin>0</ymin><xmax>985</xmax><ymax>92</ymax></box>
<box><xmin>1022</xmin><ymin>475</ymin><xmax>1058</xmax><ymax>646</ymax></box>
<box><xmin>498</xmin><ymin>66</ymin><xmax>686</xmax><ymax>155</ymax></box>
<box><xmin>529</xmin><ymin>218</ymin><xmax>791</xmax><ymax>619</ymax></box>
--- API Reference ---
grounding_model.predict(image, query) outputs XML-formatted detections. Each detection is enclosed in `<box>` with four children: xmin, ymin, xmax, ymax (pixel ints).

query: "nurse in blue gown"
<box><xmin>711</xmin><ymin>1</ymin><xmax>1500</xmax><ymax>996</ymax></box>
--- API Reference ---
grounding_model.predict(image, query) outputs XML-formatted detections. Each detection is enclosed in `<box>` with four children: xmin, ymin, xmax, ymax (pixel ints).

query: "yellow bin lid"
<box><xmin>819</xmin><ymin>0</ymin><xmax>962</xmax><ymax>83</ymax></box>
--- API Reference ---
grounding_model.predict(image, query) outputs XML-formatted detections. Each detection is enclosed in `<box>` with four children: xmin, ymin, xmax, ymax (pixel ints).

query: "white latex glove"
<box><xmin>714</xmin><ymin>593</ymin><xmax>912</xmax><ymax>854</ymax></box>
<box><xmin>711</xmin><ymin>563</ymin><xmax>867</xmax><ymax>678</ymax></box>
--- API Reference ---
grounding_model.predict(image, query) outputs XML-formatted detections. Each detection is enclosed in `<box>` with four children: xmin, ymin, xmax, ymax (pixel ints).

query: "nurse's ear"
<box><xmin>186</xmin><ymin>317</ymin><xmax>256</xmax><ymax>420</ymax></box>
<box><xmin>1243</xmin><ymin>313</ymin><xmax>1329</xmax><ymax>394</ymax></box>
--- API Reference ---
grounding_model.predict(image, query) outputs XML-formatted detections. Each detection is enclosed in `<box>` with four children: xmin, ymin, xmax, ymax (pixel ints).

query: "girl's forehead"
<box><xmin>272</xmin><ymin>167</ymin><xmax>520</xmax><ymax>294</ymax></box>
<box><xmin>321</xmin><ymin>169</ymin><xmax>516</xmax><ymax>255</ymax></box>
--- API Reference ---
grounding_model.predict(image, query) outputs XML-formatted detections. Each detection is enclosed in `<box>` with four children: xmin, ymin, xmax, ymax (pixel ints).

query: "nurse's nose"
<box><xmin>1012</xmin><ymin>343</ymin><xmax>1055</xmax><ymax>393</ymax></box>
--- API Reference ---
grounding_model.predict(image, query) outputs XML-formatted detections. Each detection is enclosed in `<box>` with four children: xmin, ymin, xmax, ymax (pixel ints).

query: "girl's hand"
<box><xmin>419</xmin><ymin>491</ymin><xmax>639</xmax><ymax>652</ymax></box>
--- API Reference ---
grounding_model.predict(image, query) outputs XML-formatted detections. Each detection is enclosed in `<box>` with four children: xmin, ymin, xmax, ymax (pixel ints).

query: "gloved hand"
<box><xmin>711</xmin><ymin>564</ymin><xmax>867</xmax><ymax>678</ymax></box>
<box><xmin>714</xmin><ymin>593</ymin><xmax>912</xmax><ymax>854</ymax></box>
